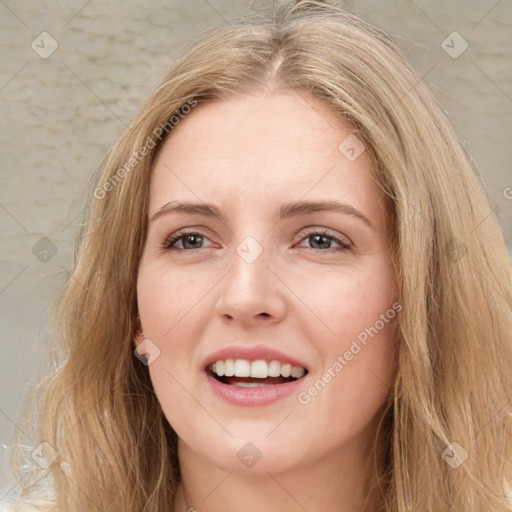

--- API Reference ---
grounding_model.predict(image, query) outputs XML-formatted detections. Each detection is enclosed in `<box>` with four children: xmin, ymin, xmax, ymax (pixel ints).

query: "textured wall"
<box><xmin>1</xmin><ymin>0</ymin><xmax>511</xmax><ymax>503</ymax></box>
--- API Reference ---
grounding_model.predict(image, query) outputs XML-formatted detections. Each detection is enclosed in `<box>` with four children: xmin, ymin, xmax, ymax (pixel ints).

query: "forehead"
<box><xmin>149</xmin><ymin>92</ymin><xmax>385</xmax><ymax>225</ymax></box>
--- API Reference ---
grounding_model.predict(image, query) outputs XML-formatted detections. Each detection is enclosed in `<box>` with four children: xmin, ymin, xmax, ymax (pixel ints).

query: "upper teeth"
<box><xmin>210</xmin><ymin>359</ymin><xmax>306</xmax><ymax>379</ymax></box>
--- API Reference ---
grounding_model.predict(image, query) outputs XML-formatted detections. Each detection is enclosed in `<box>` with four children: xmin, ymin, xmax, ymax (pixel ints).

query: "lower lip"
<box><xmin>205</xmin><ymin>371</ymin><xmax>307</xmax><ymax>407</ymax></box>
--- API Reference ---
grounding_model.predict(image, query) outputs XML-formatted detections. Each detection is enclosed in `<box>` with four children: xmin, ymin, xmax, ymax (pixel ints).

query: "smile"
<box><xmin>209</xmin><ymin>358</ymin><xmax>307</xmax><ymax>387</ymax></box>
<box><xmin>204</xmin><ymin>356</ymin><xmax>309</xmax><ymax>406</ymax></box>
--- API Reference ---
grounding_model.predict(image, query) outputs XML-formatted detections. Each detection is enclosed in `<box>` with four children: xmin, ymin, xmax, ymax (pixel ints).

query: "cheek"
<box><xmin>292</xmin><ymin>260</ymin><xmax>399</xmax><ymax>421</ymax></box>
<box><xmin>294</xmin><ymin>306</ymin><xmax>398</xmax><ymax>446</ymax></box>
<box><xmin>327</xmin><ymin>319</ymin><xmax>398</xmax><ymax>439</ymax></box>
<box><xmin>137</xmin><ymin>264</ymin><xmax>208</xmax><ymax>335</ymax></box>
<box><xmin>293</xmin><ymin>259</ymin><xmax>398</xmax><ymax>344</ymax></box>
<box><xmin>136</xmin><ymin>265</ymin><xmax>213</xmax><ymax>425</ymax></box>
<box><xmin>331</xmin><ymin>264</ymin><xmax>399</xmax><ymax>380</ymax></box>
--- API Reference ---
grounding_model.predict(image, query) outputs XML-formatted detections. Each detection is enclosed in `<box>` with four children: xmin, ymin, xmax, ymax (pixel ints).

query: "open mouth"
<box><xmin>207</xmin><ymin>359</ymin><xmax>309</xmax><ymax>387</ymax></box>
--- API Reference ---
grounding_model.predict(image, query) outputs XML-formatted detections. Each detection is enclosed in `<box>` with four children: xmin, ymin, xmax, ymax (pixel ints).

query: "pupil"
<box><xmin>311</xmin><ymin>234</ymin><xmax>329</xmax><ymax>249</ymax></box>
<box><xmin>184</xmin><ymin>235</ymin><xmax>202</xmax><ymax>249</ymax></box>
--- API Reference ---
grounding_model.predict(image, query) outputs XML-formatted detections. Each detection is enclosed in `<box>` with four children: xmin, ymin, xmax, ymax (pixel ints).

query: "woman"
<box><xmin>10</xmin><ymin>1</ymin><xmax>512</xmax><ymax>510</ymax></box>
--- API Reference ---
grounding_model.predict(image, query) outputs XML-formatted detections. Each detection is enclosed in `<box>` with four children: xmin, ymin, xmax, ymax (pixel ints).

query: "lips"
<box><xmin>203</xmin><ymin>344</ymin><xmax>309</xmax><ymax>406</ymax></box>
<box><xmin>204</xmin><ymin>345</ymin><xmax>308</xmax><ymax>371</ymax></box>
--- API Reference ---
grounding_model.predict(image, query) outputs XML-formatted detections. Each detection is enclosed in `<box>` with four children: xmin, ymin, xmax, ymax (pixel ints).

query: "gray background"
<box><xmin>1</xmin><ymin>0</ymin><xmax>511</xmax><ymax>504</ymax></box>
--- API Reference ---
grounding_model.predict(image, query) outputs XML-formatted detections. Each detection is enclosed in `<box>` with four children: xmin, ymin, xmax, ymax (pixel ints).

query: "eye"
<box><xmin>161</xmin><ymin>228</ymin><xmax>350</xmax><ymax>253</ymax></box>
<box><xmin>297</xmin><ymin>229</ymin><xmax>350</xmax><ymax>253</ymax></box>
<box><xmin>162</xmin><ymin>230</ymin><xmax>214</xmax><ymax>251</ymax></box>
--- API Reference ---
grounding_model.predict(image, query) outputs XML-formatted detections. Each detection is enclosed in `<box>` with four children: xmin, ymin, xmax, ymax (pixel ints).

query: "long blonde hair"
<box><xmin>10</xmin><ymin>1</ymin><xmax>512</xmax><ymax>510</ymax></box>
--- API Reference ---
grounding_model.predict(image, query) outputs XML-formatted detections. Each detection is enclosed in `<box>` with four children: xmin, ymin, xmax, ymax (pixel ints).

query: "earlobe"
<box><xmin>133</xmin><ymin>312</ymin><xmax>144</xmax><ymax>347</ymax></box>
<box><xmin>133</xmin><ymin>324</ymin><xmax>144</xmax><ymax>348</ymax></box>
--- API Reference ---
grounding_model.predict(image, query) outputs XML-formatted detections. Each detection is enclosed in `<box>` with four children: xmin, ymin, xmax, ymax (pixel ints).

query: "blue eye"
<box><xmin>162</xmin><ymin>231</ymin><xmax>213</xmax><ymax>250</ymax></box>
<box><xmin>161</xmin><ymin>229</ymin><xmax>350</xmax><ymax>253</ymax></box>
<box><xmin>297</xmin><ymin>230</ymin><xmax>350</xmax><ymax>252</ymax></box>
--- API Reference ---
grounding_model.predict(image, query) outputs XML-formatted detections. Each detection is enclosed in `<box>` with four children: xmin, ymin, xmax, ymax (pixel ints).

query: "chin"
<box><xmin>182</xmin><ymin>432</ymin><xmax>307</xmax><ymax>475</ymax></box>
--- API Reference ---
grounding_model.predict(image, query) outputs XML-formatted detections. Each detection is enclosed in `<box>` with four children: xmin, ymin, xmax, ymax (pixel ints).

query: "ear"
<box><xmin>133</xmin><ymin>321</ymin><xmax>144</xmax><ymax>348</ymax></box>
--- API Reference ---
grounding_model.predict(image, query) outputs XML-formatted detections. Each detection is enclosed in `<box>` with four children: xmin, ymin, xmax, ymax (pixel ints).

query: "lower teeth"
<box><xmin>233</xmin><ymin>382</ymin><xmax>268</xmax><ymax>388</ymax></box>
<box><xmin>210</xmin><ymin>372</ymin><xmax>301</xmax><ymax>386</ymax></box>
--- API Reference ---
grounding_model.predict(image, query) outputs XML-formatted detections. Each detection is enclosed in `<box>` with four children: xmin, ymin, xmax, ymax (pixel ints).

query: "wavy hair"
<box><xmin>10</xmin><ymin>1</ymin><xmax>512</xmax><ymax>510</ymax></box>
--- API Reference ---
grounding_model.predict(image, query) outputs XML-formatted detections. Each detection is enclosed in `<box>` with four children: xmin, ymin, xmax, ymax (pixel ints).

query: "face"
<box><xmin>136</xmin><ymin>91</ymin><xmax>399</xmax><ymax>475</ymax></box>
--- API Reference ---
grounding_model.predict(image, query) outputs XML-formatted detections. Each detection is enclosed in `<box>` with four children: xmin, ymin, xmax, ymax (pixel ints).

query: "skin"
<box><xmin>136</xmin><ymin>91</ymin><xmax>400</xmax><ymax>512</ymax></box>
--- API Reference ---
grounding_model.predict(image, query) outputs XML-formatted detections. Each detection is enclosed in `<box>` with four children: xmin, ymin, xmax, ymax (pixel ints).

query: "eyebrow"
<box><xmin>150</xmin><ymin>200</ymin><xmax>374</xmax><ymax>229</ymax></box>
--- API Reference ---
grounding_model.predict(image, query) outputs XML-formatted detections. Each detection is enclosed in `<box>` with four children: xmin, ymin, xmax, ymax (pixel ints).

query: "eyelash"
<box><xmin>161</xmin><ymin>228</ymin><xmax>350</xmax><ymax>254</ymax></box>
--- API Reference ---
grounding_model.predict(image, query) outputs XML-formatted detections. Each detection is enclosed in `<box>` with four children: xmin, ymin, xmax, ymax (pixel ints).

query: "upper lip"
<box><xmin>204</xmin><ymin>344</ymin><xmax>308</xmax><ymax>371</ymax></box>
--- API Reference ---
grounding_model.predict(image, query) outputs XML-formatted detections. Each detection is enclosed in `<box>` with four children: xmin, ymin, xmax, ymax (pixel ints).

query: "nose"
<box><xmin>214</xmin><ymin>239</ymin><xmax>287</xmax><ymax>326</ymax></box>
